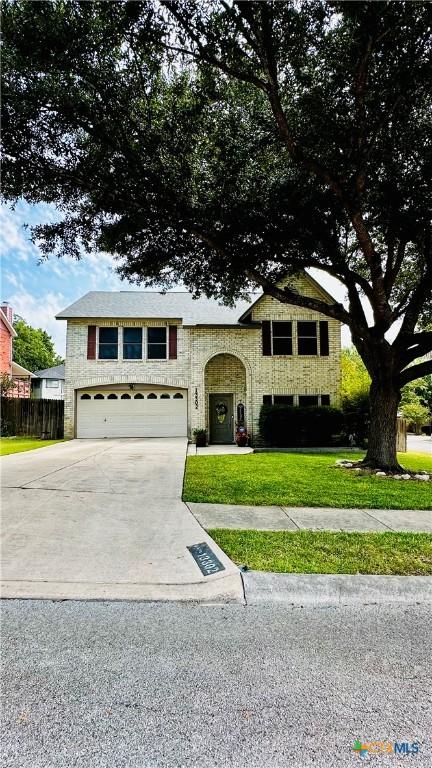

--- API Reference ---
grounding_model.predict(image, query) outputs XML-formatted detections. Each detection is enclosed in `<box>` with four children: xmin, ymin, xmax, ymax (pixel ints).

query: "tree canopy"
<box><xmin>13</xmin><ymin>317</ymin><xmax>62</xmax><ymax>373</ymax></box>
<box><xmin>2</xmin><ymin>0</ymin><xmax>431</xmax><ymax>468</ymax></box>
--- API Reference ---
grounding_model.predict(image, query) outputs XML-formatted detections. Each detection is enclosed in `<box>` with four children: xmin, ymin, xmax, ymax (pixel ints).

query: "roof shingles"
<box><xmin>56</xmin><ymin>291</ymin><xmax>257</xmax><ymax>326</ymax></box>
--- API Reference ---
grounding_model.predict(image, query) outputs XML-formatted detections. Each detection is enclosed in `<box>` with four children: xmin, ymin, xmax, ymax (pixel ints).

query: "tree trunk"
<box><xmin>362</xmin><ymin>380</ymin><xmax>403</xmax><ymax>471</ymax></box>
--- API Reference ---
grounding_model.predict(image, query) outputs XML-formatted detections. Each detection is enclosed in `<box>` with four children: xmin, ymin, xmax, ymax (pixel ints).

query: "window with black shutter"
<box><xmin>272</xmin><ymin>322</ymin><xmax>292</xmax><ymax>355</ymax></box>
<box><xmin>297</xmin><ymin>322</ymin><xmax>318</xmax><ymax>355</ymax></box>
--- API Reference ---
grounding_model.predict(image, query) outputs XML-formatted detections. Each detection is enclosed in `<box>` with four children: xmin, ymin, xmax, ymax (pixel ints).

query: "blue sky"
<box><xmin>1</xmin><ymin>201</ymin><xmax>144</xmax><ymax>356</ymax></box>
<box><xmin>1</xmin><ymin>200</ymin><xmax>351</xmax><ymax>356</ymax></box>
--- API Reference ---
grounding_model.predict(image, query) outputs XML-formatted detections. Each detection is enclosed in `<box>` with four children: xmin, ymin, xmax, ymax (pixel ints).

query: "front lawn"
<box><xmin>0</xmin><ymin>437</ymin><xmax>64</xmax><ymax>456</ymax></box>
<box><xmin>210</xmin><ymin>529</ymin><xmax>432</xmax><ymax>575</ymax></box>
<box><xmin>183</xmin><ymin>451</ymin><xmax>432</xmax><ymax>509</ymax></box>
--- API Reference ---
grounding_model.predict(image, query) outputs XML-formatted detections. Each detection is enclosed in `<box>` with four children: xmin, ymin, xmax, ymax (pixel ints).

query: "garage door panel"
<box><xmin>77</xmin><ymin>393</ymin><xmax>187</xmax><ymax>438</ymax></box>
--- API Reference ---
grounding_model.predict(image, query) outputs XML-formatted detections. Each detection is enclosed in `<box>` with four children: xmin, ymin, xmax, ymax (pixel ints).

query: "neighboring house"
<box><xmin>32</xmin><ymin>364</ymin><xmax>65</xmax><ymax>400</ymax></box>
<box><xmin>56</xmin><ymin>272</ymin><xmax>341</xmax><ymax>443</ymax></box>
<box><xmin>0</xmin><ymin>303</ymin><xmax>34</xmax><ymax>398</ymax></box>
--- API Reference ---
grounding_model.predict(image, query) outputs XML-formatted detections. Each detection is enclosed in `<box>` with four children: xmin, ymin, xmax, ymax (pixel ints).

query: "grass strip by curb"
<box><xmin>209</xmin><ymin>529</ymin><xmax>432</xmax><ymax>575</ymax></box>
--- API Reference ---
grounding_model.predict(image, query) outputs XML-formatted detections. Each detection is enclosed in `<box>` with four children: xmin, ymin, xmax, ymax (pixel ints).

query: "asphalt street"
<box><xmin>1</xmin><ymin>600</ymin><xmax>431</xmax><ymax>768</ymax></box>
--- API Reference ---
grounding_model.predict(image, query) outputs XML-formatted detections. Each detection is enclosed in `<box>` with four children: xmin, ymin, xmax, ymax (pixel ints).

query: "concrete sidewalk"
<box><xmin>187</xmin><ymin>502</ymin><xmax>432</xmax><ymax>532</ymax></box>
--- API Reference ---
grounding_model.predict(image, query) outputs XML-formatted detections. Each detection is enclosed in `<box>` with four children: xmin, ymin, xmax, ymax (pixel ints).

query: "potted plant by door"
<box><xmin>235</xmin><ymin>426</ymin><xmax>249</xmax><ymax>447</ymax></box>
<box><xmin>193</xmin><ymin>428</ymin><xmax>207</xmax><ymax>447</ymax></box>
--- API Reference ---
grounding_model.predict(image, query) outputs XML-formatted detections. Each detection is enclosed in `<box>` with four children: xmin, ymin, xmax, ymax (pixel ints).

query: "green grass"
<box><xmin>210</xmin><ymin>529</ymin><xmax>432</xmax><ymax>575</ymax></box>
<box><xmin>0</xmin><ymin>437</ymin><xmax>64</xmax><ymax>456</ymax></box>
<box><xmin>183</xmin><ymin>451</ymin><xmax>432</xmax><ymax>509</ymax></box>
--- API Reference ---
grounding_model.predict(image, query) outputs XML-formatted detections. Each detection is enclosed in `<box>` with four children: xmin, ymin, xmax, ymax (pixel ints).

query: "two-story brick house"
<box><xmin>56</xmin><ymin>272</ymin><xmax>341</xmax><ymax>443</ymax></box>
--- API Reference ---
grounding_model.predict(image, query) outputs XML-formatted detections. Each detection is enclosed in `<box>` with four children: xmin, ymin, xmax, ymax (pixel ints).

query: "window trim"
<box><xmin>146</xmin><ymin>326</ymin><xmax>168</xmax><ymax>361</ymax></box>
<box><xmin>270</xmin><ymin>320</ymin><xmax>293</xmax><ymax>356</ymax></box>
<box><xmin>263</xmin><ymin>394</ymin><xmax>294</xmax><ymax>406</ymax></box>
<box><xmin>122</xmin><ymin>326</ymin><xmax>143</xmax><ymax>361</ymax></box>
<box><xmin>263</xmin><ymin>394</ymin><xmax>331</xmax><ymax>406</ymax></box>
<box><xmin>298</xmin><ymin>394</ymin><xmax>320</xmax><ymax>407</ymax></box>
<box><xmin>97</xmin><ymin>326</ymin><xmax>119</xmax><ymax>361</ymax></box>
<box><xmin>95</xmin><ymin>325</ymin><xmax>171</xmax><ymax>362</ymax></box>
<box><xmin>297</xmin><ymin>321</ymin><xmax>318</xmax><ymax>356</ymax></box>
<box><xmin>46</xmin><ymin>379</ymin><xmax>60</xmax><ymax>388</ymax></box>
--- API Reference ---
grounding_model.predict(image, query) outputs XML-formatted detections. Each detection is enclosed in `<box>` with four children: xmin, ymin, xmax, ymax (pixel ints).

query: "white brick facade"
<box><xmin>63</xmin><ymin>275</ymin><xmax>341</xmax><ymax>442</ymax></box>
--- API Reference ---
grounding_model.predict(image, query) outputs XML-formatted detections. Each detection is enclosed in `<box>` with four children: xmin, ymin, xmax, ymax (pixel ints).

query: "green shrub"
<box><xmin>259</xmin><ymin>405</ymin><xmax>344</xmax><ymax>447</ymax></box>
<box><xmin>341</xmin><ymin>391</ymin><xmax>370</xmax><ymax>448</ymax></box>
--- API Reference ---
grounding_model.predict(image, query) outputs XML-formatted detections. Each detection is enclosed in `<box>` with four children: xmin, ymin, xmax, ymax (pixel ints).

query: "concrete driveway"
<box><xmin>1</xmin><ymin>439</ymin><xmax>242</xmax><ymax>602</ymax></box>
<box><xmin>407</xmin><ymin>433</ymin><xmax>432</xmax><ymax>454</ymax></box>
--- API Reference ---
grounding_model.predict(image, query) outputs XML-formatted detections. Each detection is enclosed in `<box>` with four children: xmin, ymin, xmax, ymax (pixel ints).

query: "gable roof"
<box><xmin>238</xmin><ymin>271</ymin><xmax>338</xmax><ymax>322</ymax></box>
<box><xmin>56</xmin><ymin>292</ymin><xmax>258</xmax><ymax>326</ymax></box>
<box><xmin>56</xmin><ymin>272</ymin><xmax>338</xmax><ymax>325</ymax></box>
<box><xmin>0</xmin><ymin>309</ymin><xmax>17</xmax><ymax>337</ymax></box>
<box><xmin>12</xmin><ymin>361</ymin><xmax>36</xmax><ymax>378</ymax></box>
<box><xmin>34</xmin><ymin>363</ymin><xmax>65</xmax><ymax>380</ymax></box>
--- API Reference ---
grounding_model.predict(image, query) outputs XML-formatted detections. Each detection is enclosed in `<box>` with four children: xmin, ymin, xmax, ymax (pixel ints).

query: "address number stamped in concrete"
<box><xmin>187</xmin><ymin>542</ymin><xmax>226</xmax><ymax>576</ymax></box>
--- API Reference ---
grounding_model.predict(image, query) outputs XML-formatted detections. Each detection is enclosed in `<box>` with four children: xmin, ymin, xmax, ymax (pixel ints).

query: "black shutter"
<box><xmin>262</xmin><ymin>321</ymin><xmax>271</xmax><ymax>356</ymax></box>
<box><xmin>319</xmin><ymin>321</ymin><xmax>329</xmax><ymax>356</ymax></box>
<box><xmin>263</xmin><ymin>395</ymin><xmax>272</xmax><ymax>405</ymax></box>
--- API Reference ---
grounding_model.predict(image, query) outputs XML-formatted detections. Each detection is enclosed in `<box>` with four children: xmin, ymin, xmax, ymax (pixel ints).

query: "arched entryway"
<box><xmin>204</xmin><ymin>353</ymin><xmax>247</xmax><ymax>443</ymax></box>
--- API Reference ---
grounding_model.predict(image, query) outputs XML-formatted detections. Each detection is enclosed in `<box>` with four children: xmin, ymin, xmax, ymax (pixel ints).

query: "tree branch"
<box><xmin>161</xmin><ymin>1</ymin><xmax>268</xmax><ymax>91</ymax></box>
<box><xmin>398</xmin><ymin>331</ymin><xmax>432</xmax><ymax>368</ymax></box>
<box><xmin>245</xmin><ymin>268</ymin><xmax>356</xmax><ymax>329</ymax></box>
<box><xmin>399</xmin><ymin>359</ymin><xmax>432</xmax><ymax>387</ymax></box>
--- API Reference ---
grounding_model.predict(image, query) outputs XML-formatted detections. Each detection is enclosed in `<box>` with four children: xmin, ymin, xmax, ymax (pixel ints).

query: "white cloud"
<box><xmin>0</xmin><ymin>207</ymin><xmax>38</xmax><ymax>263</ymax></box>
<box><xmin>8</xmin><ymin>290</ymin><xmax>67</xmax><ymax>357</ymax></box>
<box><xmin>2</xmin><ymin>270</ymin><xmax>22</xmax><ymax>290</ymax></box>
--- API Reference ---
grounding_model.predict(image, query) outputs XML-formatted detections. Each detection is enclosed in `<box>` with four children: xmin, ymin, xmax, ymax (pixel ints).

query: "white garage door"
<box><xmin>76</xmin><ymin>390</ymin><xmax>187</xmax><ymax>438</ymax></box>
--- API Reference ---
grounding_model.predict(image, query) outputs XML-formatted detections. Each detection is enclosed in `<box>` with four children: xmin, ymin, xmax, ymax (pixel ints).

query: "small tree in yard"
<box><xmin>2</xmin><ymin>1</ymin><xmax>432</xmax><ymax>469</ymax></box>
<box><xmin>13</xmin><ymin>317</ymin><xmax>62</xmax><ymax>373</ymax></box>
<box><xmin>341</xmin><ymin>348</ymin><xmax>371</xmax><ymax>447</ymax></box>
<box><xmin>0</xmin><ymin>373</ymin><xmax>15</xmax><ymax>397</ymax></box>
<box><xmin>341</xmin><ymin>348</ymin><xmax>371</xmax><ymax>408</ymax></box>
<box><xmin>401</xmin><ymin>400</ymin><xmax>430</xmax><ymax>436</ymax></box>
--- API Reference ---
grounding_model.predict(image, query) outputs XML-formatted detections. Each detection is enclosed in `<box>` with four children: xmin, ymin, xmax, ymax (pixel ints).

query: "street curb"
<box><xmin>242</xmin><ymin>571</ymin><xmax>432</xmax><ymax>607</ymax></box>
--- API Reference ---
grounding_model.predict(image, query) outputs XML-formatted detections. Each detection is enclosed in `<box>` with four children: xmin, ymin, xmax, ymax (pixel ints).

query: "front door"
<box><xmin>209</xmin><ymin>393</ymin><xmax>234</xmax><ymax>444</ymax></box>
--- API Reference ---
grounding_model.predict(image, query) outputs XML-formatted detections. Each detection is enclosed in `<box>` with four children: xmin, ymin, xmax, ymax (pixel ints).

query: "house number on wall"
<box><xmin>194</xmin><ymin>387</ymin><xmax>199</xmax><ymax>409</ymax></box>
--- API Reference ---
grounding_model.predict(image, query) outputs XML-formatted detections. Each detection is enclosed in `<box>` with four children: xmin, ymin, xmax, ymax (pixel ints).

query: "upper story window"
<box><xmin>123</xmin><ymin>327</ymin><xmax>142</xmax><ymax>360</ymax></box>
<box><xmin>147</xmin><ymin>327</ymin><xmax>167</xmax><ymax>360</ymax></box>
<box><xmin>98</xmin><ymin>327</ymin><xmax>118</xmax><ymax>359</ymax></box>
<box><xmin>297</xmin><ymin>322</ymin><xmax>317</xmax><ymax>355</ymax></box>
<box><xmin>46</xmin><ymin>379</ymin><xmax>59</xmax><ymax>388</ymax></box>
<box><xmin>271</xmin><ymin>321</ymin><xmax>292</xmax><ymax>355</ymax></box>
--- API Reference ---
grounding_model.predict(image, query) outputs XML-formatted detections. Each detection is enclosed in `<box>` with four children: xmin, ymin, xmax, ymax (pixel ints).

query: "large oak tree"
<box><xmin>2</xmin><ymin>0</ymin><xmax>431</xmax><ymax>469</ymax></box>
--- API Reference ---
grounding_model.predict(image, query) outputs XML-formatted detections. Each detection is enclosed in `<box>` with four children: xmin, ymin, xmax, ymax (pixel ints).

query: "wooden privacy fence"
<box><xmin>397</xmin><ymin>416</ymin><xmax>407</xmax><ymax>452</ymax></box>
<box><xmin>1</xmin><ymin>397</ymin><xmax>64</xmax><ymax>439</ymax></box>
